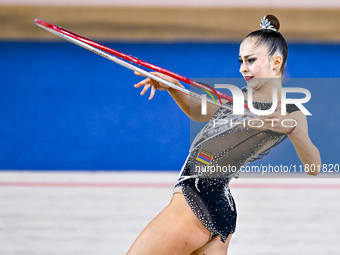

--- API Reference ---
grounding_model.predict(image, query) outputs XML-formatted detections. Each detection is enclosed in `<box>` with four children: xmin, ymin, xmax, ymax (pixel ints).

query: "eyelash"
<box><xmin>238</xmin><ymin>58</ymin><xmax>257</xmax><ymax>64</ymax></box>
<box><xmin>248</xmin><ymin>58</ymin><xmax>256</xmax><ymax>63</ymax></box>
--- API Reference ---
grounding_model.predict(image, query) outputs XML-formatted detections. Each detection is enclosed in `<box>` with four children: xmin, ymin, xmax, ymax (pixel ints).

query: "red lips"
<box><xmin>245</xmin><ymin>76</ymin><xmax>254</xmax><ymax>81</ymax></box>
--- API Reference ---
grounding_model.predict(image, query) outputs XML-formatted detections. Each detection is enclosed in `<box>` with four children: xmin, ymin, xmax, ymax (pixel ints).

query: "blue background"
<box><xmin>1</xmin><ymin>42</ymin><xmax>339</xmax><ymax>170</ymax></box>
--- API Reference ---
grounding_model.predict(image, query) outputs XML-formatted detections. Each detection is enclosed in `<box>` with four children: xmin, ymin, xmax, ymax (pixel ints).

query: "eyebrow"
<box><xmin>238</xmin><ymin>54</ymin><xmax>255</xmax><ymax>59</ymax></box>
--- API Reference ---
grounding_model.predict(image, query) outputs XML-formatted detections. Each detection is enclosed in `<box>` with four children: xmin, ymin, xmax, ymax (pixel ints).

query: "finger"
<box><xmin>135</xmin><ymin>71</ymin><xmax>162</xmax><ymax>79</ymax></box>
<box><xmin>149</xmin><ymin>86</ymin><xmax>156</xmax><ymax>100</ymax></box>
<box><xmin>140</xmin><ymin>84</ymin><xmax>151</xmax><ymax>96</ymax></box>
<box><xmin>149</xmin><ymin>72</ymin><xmax>165</xmax><ymax>85</ymax></box>
<box><xmin>134</xmin><ymin>71</ymin><xmax>147</xmax><ymax>77</ymax></box>
<box><xmin>150</xmin><ymin>71</ymin><xmax>161</xmax><ymax>76</ymax></box>
<box><xmin>134</xmin><ymin>78</ymin><xmax>151</xmax><ymax>88</ymax></box>
<box><xmin>150</xmin><ymin>72</ymin><xmax>172</xmax><ymax>84</ymax></box>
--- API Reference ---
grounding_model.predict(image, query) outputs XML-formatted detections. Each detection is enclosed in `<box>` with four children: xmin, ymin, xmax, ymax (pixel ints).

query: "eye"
<box><xmin>238</xmin><ymin>59</ymin><xmax>243</xmax><ymax>64</ymax></box>
<box><xmin>247</xmin><ymin>58</ymin><xmax>256</xmax><ymax>64</ymax></box>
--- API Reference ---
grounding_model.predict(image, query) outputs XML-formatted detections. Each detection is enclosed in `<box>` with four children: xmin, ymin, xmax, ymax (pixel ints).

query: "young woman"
<box><xmin>128</xmin><ymin>14</ymin><xmax>321</xmax><ymax>255</ymax></box>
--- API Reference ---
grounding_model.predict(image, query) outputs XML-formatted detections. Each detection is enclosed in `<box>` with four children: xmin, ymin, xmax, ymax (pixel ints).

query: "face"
<box><xmin>239</xmin><ymin>37</ymin><xmax>280</xmax><ymax>90</ymax></box>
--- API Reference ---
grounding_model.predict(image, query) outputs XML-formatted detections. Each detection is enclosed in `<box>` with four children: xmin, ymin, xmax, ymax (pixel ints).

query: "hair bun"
<box><xmin>260</xmin><ymin>14</ymin><xmax>280</xmax><ymax>32</ymax></box>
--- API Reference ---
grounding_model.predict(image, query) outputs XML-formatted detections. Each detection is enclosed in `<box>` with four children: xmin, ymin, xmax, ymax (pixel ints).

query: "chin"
<box><xmin>246</xmin><ymin>79</ymin><xmax>258</xmax><ymax>89</ymax></box>
<box><xmin>247</xmin><ymin>78</ymin><xmax>269</xmax><ymax>90</ymax></box>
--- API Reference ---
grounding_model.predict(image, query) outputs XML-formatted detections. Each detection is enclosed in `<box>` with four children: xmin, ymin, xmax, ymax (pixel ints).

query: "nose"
<box><xmin>239</xmin><ymin>62</ymin><xmax>248</xmax><ymax>74</ymax></box>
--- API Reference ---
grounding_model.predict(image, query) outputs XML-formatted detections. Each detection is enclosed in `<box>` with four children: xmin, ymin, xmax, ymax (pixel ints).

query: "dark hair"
<box><xmin>245</xmin><ymin>15</ymin><xmax>288</xmax><ymax>75</ymax></box>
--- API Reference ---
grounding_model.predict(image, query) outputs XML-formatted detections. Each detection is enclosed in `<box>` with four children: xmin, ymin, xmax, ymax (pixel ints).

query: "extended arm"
<box><xmin>134</xmin><ymin>72</ymin><xmax>219</xmax><ymax>122</ymax></box>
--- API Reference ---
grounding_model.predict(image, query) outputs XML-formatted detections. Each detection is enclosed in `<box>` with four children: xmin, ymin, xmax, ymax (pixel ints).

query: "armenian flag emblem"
<box><xmin>196</xmin><ymin>150</ymin><xmax>214</xmax><ymax>165</ymax></box>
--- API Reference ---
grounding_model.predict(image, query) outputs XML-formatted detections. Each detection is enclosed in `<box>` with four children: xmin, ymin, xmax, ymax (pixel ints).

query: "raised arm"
<box><xmin>134</xmin><ymin>71</ymin><xmax>219</xmax><ymax>122</ymax></box>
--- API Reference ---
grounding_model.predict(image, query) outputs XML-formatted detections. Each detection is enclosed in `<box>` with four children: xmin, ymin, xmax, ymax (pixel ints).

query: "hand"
<box><xmin>134</xmin><ymin>71</ymin><xmax>182</xmax><ymax>100</ymax></box>
<box><xmin>249</xmin><ymin>101</ymin><xmax>297</xmax><ymax>134</ymax></box>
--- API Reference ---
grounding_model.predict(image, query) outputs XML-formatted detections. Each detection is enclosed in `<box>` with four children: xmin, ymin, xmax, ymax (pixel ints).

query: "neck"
<box><xmin>251</xmin><ymin>77</ymin><xmax>282</xmax><ymax>102</ymax></box>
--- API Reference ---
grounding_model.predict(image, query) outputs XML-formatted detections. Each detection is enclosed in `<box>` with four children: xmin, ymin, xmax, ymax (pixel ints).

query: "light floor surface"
<box><xmin>0</xmin><ymin>171</ymin><xmax>339</xmax><ymax>255</ymax></box>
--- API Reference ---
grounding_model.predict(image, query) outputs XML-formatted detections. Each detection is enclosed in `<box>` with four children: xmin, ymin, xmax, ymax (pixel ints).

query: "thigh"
<box><xmin>190</xmin><ymin>234</ymin><xmax>232</xmax><ymax>255</ymax></box>
<box><xmin>126</xmin><ymin>193</ymin><xmax>211</xmax><ymax>255</ymax></box>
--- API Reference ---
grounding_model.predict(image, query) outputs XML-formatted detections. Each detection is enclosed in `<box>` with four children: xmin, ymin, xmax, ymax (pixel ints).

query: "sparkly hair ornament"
<box><xmin>260</xmin><ymin>15</ymin><xmax>277</xmax><ymax>31</ymax></box>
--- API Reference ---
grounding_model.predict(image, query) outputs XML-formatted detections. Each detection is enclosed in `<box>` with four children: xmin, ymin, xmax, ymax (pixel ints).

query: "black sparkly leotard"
<box><xmin>174</xmin><ymin>102</ymin><xmax>299</xmax><ymax>242</ymax></box>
